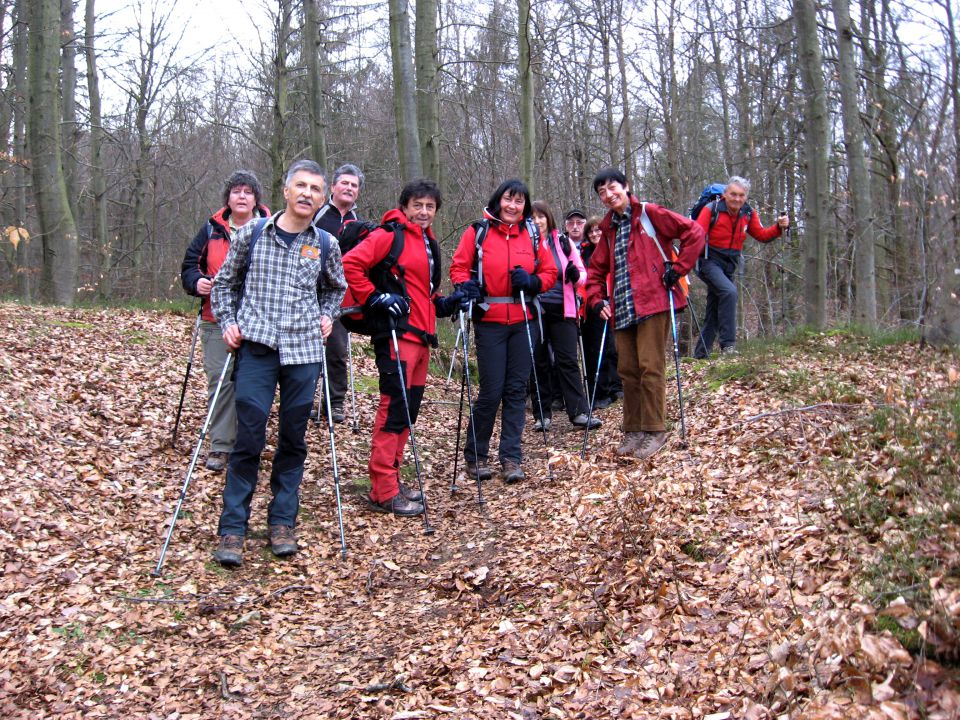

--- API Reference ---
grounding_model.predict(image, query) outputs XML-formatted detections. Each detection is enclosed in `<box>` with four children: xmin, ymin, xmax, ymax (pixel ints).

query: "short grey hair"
<box><xmin>285</xmin><ymin>159</ymin><xmax>325</xmax><ymax>186</ymax></box>
<box><xmin>726</xmin><ymin>176</ymin><xmax>751</xmax><ymax>193</ymax></box>
<box><xmin>333</xmin><ymin>163</ymin><xmax>365</xmax><ymax>190</ymax></box>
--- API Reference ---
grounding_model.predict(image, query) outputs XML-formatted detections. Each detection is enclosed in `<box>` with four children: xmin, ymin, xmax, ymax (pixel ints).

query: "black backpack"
<box><xmin>471</xmin><ymin>217</ymin><xmax>541</xmax><ymax>292</ymax></box>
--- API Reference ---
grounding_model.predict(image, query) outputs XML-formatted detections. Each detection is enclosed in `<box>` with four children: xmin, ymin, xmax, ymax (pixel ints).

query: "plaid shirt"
<box><xmin>211</xmin><ymin>212</ymin><xmax>347</xmax><ymax>366</ymax></box>
<box><xmin>611</xmin><ymin>206</ymin><xmax>639</xmax><ymax>330</ymax></box>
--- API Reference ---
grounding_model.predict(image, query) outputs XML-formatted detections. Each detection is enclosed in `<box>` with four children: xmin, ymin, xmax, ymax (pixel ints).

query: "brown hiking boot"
<box><xmin>634</xmin><ymin>431</ymin><xmax>668</xmax><ymax>460</ymax></box>
<box><xmin>213</xmin><ymin>534</ymin><xmax>244</xmax><ymax>567</ymax></box>
<box><xmin>399</xmin><ymin>482</ymin><xmax>423</xmax><ymax>502</ymax></box>
<box><xmin>501</xmin><ymin>461</ymin><xmax>525</xmax><ymax>484</ymax></box>
<box><xmin>205</xmin><ymin>451</ymin><xmax>229</xmax><ymax>472</ymax></box>
<box><xmin>269</xmin><ymin>525</ymin><xmax>299</xmax><ymax>557</ymax></box>
<box><xmin>466</xmin><ymin>461</ymin><xmax>492</xmax><ymax>481</ymax></box>
<box><xmin>616</xmin><ymin>431</ymin><xmax>646</xmax><ymax>456</ymax></box>
<box><xmin>368</xmin><ymin>493</ymin><xmax>424</xmax><ymax>517</ymax></box>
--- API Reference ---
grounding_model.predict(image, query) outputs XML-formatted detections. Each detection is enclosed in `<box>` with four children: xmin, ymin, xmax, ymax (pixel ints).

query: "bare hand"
<box><xmin>320</xmin><ymin>315</ymin><xmax>333</xmax><ymax>338</ymax></box>
<box><xmin>778</xmin><ymin>215</ymin><xmax>790</xmax><ymax>230</ymax></box>
<box><xmin>223</xmin><ymin>324</ymin><xmax>242</xmax><ymax>350</ymax></box>
<box><xmin>196</xmin><ymin>277</ymin><xmax>213</xmax><ymax>296</ymax></box>
<box><xmin>599</xmin><ymin>304</ymin><xmax>612</xmax><ymax>321</ymax></box>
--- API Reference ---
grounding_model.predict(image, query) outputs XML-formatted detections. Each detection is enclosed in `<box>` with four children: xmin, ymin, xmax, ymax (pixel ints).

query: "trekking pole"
<box><xmin>580</xmin><ymin>318</ymin><xmax>607</xmax><ymax>459</ymax></box>
<box><xmin>446</xmin><ymin>324</ymin><xmax>462</xmax><ymax>385</ymax></box>
<box><xmin>454</xmin><ymin>305</ymin><xmax>485</xmax><ymax>505</ymax></box>
<box><xmin>347</xmin><ymin>332</ymin><xmax>360</xmax><ymax>434</ymax></box>
<box><xmin>171</xmin><ymin>304</ymin><xmax>202</xmax><ymax>447</ymax></box>
<box><xmin>517</xmin><ymin>286</ymin><xmax>552</xmax><ymax>467</ymax></box>
<box><xmin>153</xmin><ymin>351</ymin><xmax>232</xmax><ymax>576</ymax></box>
<box><xmin>450</xmin><ymin>343</ymin><xmax>468</xmax><ymax>494</ymax></box>
<box><xmin>319</xmin><ymin>334</ymin><xmax>348</xmax><ymax>559</ymax></box>
<box><xmin>780</xmin><ymin>211</ymin><xmax>789</xmax><ymax>332</ymax></box>
<box><xmin>665</xmin><ymin>275</ymin><xmax>687</xmax><ymax>442</ymax></box>
<box><xmin>390</xmin><ymin>327</ymin><xmax>435</xmax><ymax>535</ymax></box>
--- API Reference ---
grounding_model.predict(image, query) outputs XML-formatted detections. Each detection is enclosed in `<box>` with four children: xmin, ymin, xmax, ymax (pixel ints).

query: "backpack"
<box><xmin>689</xmin><ymin>183</ymin><xmax>752</xmax><ymax>259</ymax></box>
<box><xmin>639</xmin><ymin>203</ymin><xmax>689</xmax><ymax>298</ymax></box>
<box><xmin>471</xmin><ymin>217</ymin><xmax>541</xmax><ymax>293</ymax></box>
<box><xmin>238</xmin><ymin>218</ymin><xmax>332</xmax><ymax>302</ymax></box>
<box><xmin>339</xmin><ymin>220</ymin><xmax>441</xmax><ymax>344</ymax></box>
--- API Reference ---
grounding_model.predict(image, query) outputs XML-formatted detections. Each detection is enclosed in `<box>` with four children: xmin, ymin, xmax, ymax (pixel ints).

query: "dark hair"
<box><xmin>487</xmin><ymin>178</ymin><xmax>532</xmax><ymax>220</ymax></box>
<box><xmin>399</xmin><ymin>177</ymin><xmax>443</xmax><ymax>211</ymax></box>
<box><xmin>284</xmin><ymin>159</ymin><xmax>325</xmax><ymax>185</ymax></box>
<box><xmin>333</xmin><ymin>163</ymin><xmax>365</xmax><ymax>190</ymax></box>
<box><xmin>592</xmin><ymin>168</ymin><xmax>628</xmax><ymax>194</ymax></box>
<box><xmin>531</xmin><ymin>200</ymin><xmax>556</xmax><ymax>233</ymax></box>
<box><xmin>222</xmin><ymin>170</ymin><xmax>263</xmax><ymax>208</ymax></box>
<box><xmin>584</xmin><ymin>215</ymin><xmax>604</xmax><ymax>236</ymax></box>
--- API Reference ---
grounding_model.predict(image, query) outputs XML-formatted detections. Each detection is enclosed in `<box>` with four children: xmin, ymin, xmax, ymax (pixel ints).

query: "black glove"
<box><xmin>510</xmin><ymin>267</ymin><xmax>541</xmax><ymax>297</ymax></box>
<box><xmin>662</xmin><ymin>267</ymin><xmax>682</xmax><ymax>290</ymax></box>
<box><xmin>366</xmin><ymin>292</ymin><xmax>409</xmax><ymax>318</ymax></box>
<box><xmin>457</xmin><ymin>279</ymin><xmax>483</xmax><ymax>302</ymax></box>
<box><xmin>434</xmin><ymin>291</ymin><xmax>466</xmax><ymax>318</ymax></box>
<box><xmin>564</xmin><ymin>263</ymin><xmax>580</xmax><ymax>285</ymax></box>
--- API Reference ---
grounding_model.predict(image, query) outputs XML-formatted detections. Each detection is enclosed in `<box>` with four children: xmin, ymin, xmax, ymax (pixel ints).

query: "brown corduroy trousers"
<box><xmin>614</xmin><ymin>312</ymin><xmax>670</xmax><ymax>433</ymax></box>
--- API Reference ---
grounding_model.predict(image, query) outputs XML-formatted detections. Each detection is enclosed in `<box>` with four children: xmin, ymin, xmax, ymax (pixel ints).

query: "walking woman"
<box><xmin>529</xmin><ymin>201</ymin><xmax>598</xmax><ymax>432</ymax></box>
<box><xmin>451</xmin><ymin>179</ymin><xmax>557</xmax><ymax>483</ymax></box>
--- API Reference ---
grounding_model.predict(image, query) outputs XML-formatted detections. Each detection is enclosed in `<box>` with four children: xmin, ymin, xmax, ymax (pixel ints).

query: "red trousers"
<box><xmin>368</xmin><ymin>336</ymin><xmax>430</xmax><ymax>502</ymax></box>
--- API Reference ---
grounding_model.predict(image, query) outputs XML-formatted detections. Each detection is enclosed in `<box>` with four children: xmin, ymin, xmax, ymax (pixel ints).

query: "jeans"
<box><xmin>200</xmin><ymin>321</ymin><xmax>235</xmax><ymax>453</ymax></box>
<box><xmin>465</xmin><ymin>321</ymin><xmax>538</xmax><ymax>466</ymax></box>
<box><xmin>694</xmin><ymin>248</ymin><xmax>740</xmax><ymax>357</ymax></box>
<box><xmin>218</xmin><ymin>342</ymin><xmax>320</xmax><ymax>536</ymax></box>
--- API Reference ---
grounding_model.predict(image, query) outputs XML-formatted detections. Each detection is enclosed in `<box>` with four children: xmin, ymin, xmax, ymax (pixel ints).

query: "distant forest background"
<box><xmin>1</xmin><ymin>0</ymin><xmax>957</xmax><ymax>344</ymax></box>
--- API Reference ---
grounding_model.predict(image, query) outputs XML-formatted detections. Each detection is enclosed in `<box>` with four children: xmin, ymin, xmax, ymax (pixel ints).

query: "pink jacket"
<box><xmin>540</xmin><ymin>229</ymin><xmax>586</xmax><ymax>319</ymax></box>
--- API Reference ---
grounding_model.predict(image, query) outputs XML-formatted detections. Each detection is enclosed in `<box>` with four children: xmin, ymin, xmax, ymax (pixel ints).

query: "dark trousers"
<box><xmin>320</xmin><ymin>319</ymin><xmax>349</xmax><ymax>410</ymax></box>
<box><xmin>582</xmin><ymin>307</ymin><xmax>621</xmax><ymax>401</ymax></box>
<box><xmin>465</xmin><ymin>321</ymin><xmax>538</xmax><ymax>466</ymax></box>
<box><xmin>532</xmin><ymin>304</ymin><xmax>587</xmax><ymax>421</ymax></box>
<box><xmin>694</xmin><ymin>249</ymin><xmax>740</xmax><ymax>357</ymax></box>
<box><xmin>218</xmin><ymin>342</ymin><xmax>320</xmax><ymax>536</ymax></box>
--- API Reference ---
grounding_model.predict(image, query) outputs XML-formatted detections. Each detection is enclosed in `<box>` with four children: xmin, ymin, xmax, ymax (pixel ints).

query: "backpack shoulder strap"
<box><xmin>471</xmin><ymin>220</ymin><xmax>489</xmax><ymax>286</ymax></box>
<box><xmin>640</xmin><ymin>203</ymin><xmax>670</xmax><ymax>265</ymax></box>
<box><xmin>245</xmin><ymin>218</ymin><xmax>269</xmax><ymax>271</ymax></box>
<box><xmin>709</xmin><ymin>199</ymin><xmax>723</xmax><ymax>231</ymax></box>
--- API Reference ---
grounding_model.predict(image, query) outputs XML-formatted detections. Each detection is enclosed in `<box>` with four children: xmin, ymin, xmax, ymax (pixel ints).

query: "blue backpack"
<box><xmin>689</xmin><ymin>183</ymin><xmax>727</xmax><ymax>227</ymax></box>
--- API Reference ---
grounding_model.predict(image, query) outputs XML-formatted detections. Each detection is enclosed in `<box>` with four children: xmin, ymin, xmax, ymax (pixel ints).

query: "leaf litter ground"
<box><xmin>0</xmin><ymin>303</ymin><xmax>958</xmax><ymax>719</ymax></box>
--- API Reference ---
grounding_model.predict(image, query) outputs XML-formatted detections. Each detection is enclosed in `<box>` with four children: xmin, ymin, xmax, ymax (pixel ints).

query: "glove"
<box><xmin>457</xmin><ymin>279</ymin><xmax>483</xmax><ymax>302</ymax></box>
<box><xmin>564</xmin><ymin>263</ymin><xmax>580</xmax><ymax>285</ymax></box>
<box><xmin>510</xmin><ymin>267</ymin><xmax>540</xmax><ymax>297</ymax></box>
<box><xmin>434</xmin><ymin>291</ymin><xmax>466</xmax><ymax>318</ymax></box>
<box><xmin>662</xmin><ymin>267</ymin><xmax>682</xmax><ymax>290</ymax></box>
<box><xmin>366</xmin><ymin>292</ymin><xmax>409</xmax><ymax>318</ymax></box>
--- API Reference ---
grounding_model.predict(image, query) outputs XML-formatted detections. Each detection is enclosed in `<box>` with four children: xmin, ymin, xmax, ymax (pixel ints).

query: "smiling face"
<box><xmin>532</xmin><ymin>211</ymin><xmax>549</xmax><ymax>237</ymax></box>
<box><xmin>596</xmin><ymin>180</ymin><xmax>630</xmax><ymax>214</ymax></box>
<box><xmin>401</xmin><ymin>195</ymin><xmax>438</xmax><ymax>230</ymax></box>
<box><xmin>587</xmin><ymin>225</ymin><xmax>602</xmax><ymax>245</ymax></box>
<box><xmin>499</xmin><ymin>191</ymin><xmax>526</xmax><ymax>225</ymax></box>
<box><xmin>283</xmin><ymin>171</ymin><xmax>326</xmax><ymax>220</ymax></box>
<box><xmin>722</xmin><ymin>182</ymin><xmax>749</xmax><ymax>213</ymax></box>
<box><xmin>331</xmin><ymin>173</ymin><xmax>361</xmax><ymax>211</ymax></box>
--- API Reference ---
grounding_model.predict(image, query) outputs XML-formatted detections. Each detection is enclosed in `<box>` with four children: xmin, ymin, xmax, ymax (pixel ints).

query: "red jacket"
<box><xmin>342</xmin><ymin>208</ymin><xmax>440</xmax><ymax>345</ymax></box>
<box><xmin>450</xmin><ymin>211</ymin><xmax>558</xmax><ymax>324</ymax></box>
<box><xmin>697</xmin><ymin>203</ymin><xmax>781</xmax><ymax>252</ymax></box>
<box><xmin>585</xmin><ymin>197</ymin><xmax>704</xmax><ymax>323</ymax></box>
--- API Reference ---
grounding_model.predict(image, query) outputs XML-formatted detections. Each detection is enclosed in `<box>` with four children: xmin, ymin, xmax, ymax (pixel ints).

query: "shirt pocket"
<box><xmin>296</xmin><ymin>254</ymin><xmax>322</xmax><ymax>291</ymax></box>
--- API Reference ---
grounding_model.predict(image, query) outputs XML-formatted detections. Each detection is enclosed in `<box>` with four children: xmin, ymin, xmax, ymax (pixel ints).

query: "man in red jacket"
<box><xmin>342</xmin><ymin>178</ymin><xmax>466</xmax><ymax>516</ymax></box>
<box><xmin>693</xmin><ymin>176</ymin><xmax>789</xmax><ymax>358</ymax></box>
<box><xmin>586</xmin><ymin>168</ymin><xmax>704</xmax><ymax>460</ymax></box>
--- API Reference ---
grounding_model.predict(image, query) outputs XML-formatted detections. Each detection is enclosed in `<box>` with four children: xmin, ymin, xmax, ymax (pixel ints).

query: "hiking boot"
<box><xmin>502</xmin><ymin>461</ymin><xmax>525</xmax><ymax>484</ymax></box>
<box><xmin>720</xmin><ymin>345</ymin><xmax>738</xmax><ymax>356</ymax></box>
<box><xmin>634</xmin><ymin>431</ymin><xmax>668</xmax><ymax>460</ymax></box>
<box><xmin>571</xmin><ymin>413</ymin><xmax>601</xmax><ymax>429</ymax></box>
<box><xmin>551</xmin><ymin>398</ymin><xmax>565</xmax><ymax>412</ymax></box>
<box><xmin>213</xmin><ymin>534</ymin><xmax>244</xmax><ymax>567</ymax></box>
<box><xmin>616</xmin><ymin>431</ymin><xmax>646</xmax><ymax>457</ymax></box>
<box><xmin>368</xmin><ymin>493</ymin><xmax>424</xmax><ymax>517</ymax></box>
<box><xmin>465</xmin><ymin>461</ymin><xmax>492</xmax><ymax>481</ymax></box>
<box><xmin>399</xmin><ymin>482</ymin><xmax>423</xmax><ymax>502</ymax></box>
<box><xmin>269</xmin><ymin>525</ymin><xmax>299</xmax><ymax>557</ymax></box>
<box><xmin>331</xmin><ymin>407</ymin><xmax>346</xmax><ymax>424</ymax></box>
<box><xmin>593</xmin><ymin>395</ymin><xmax>614</xmax><ymax>410</ymax></box>
<box><xmin>205</xmin><ymin>451</ymin><xmax>229</xmax><ymax>472</ymax></box>
<box><xmin>533</xmin><ymin>416</ymin><xmax>552</xmax><ymax>432</ymax></box>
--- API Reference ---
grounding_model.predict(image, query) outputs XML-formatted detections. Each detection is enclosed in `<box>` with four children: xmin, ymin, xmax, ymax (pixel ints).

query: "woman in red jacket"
<box><xmin>342</xmin><ymin>178</ymin><xmax>465</xmax><ymax>517</ymax></box>
<box><xmin>450</xmin><ymin>179</ymin><xmax>557</xmax><ymax>483</ymax></box>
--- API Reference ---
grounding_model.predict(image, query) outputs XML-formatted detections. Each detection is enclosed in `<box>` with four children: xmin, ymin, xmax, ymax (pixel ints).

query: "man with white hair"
<box><xmin>693</xmin><ymin>176</ymin><xmax>789</xmax><ymax>358</ymax></box>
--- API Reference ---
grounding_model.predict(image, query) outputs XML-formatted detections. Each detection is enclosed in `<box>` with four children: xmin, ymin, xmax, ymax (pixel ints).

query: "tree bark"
<box><xmin>85</xmin><ymin>0</ymin><xmax>110</xmax><ymax>299</ymax></box>
<box><xmin>303</xmin><ymin>0</ymin><xmax>328</xmax><ymax>168</ymax></box>
<box><xmin>388</xmin><ymin>0</ymin><xmax>422</xmax><ymax>183</ymax></box>
<box><xmin>28</xmin><ymin>0</ymin><xmax>78</xmax><ymax>304</ymax></box>
<box><xmin>832</xmin><ymin>0</ymin><xmax>877</xmax><ymax>326</ymax></box>
<box><xmin>60</xmin><ymin>0</ymin><xmax>79</xmax><ymax>221</ymax></box>
<box><xmin>270</xmin><ymin>0</ymin><xmax>293</xmax><ymax>204</ymax></box>
<box><xmin>518</xmin><ymin>0</ymin><xmax>536</xmax><ymax>193</ymax></box>
<box><xmin>415</xmin><ymin>0</ymin><xmax>441</xmax><ymax>183</ymax></box>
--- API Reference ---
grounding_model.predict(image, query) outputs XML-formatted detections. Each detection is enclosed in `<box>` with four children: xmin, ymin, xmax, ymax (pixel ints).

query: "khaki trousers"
<box><xmin>614</xmin><ymin>312</ymin><xmax>670</xmax><ymax>433</ymax></box>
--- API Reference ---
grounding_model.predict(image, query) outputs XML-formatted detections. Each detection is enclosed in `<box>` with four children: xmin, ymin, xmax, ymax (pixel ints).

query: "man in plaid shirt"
<box><xmin>210</xmin><ymin>159</ymin><xmax>347</xmax><ymax>567</ymax></box>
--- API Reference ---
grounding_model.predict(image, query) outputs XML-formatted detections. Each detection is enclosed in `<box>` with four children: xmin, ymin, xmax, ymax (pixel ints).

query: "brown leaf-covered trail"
<box><xmin>1</xmin><ymin>302</ymin><xmax>957</xmax><ymax>719</ymax></box>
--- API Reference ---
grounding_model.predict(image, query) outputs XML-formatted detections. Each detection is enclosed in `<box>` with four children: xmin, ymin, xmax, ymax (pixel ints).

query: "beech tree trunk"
<box><xmin>518</xmin><ymin>0</ymin><xmax>536</xmax><ymax>193</ymax></box>
<box><xmin>388</xmin><ymin>0</ymin><xmax>422</xmax><ymax>183</ymax></box>
<box><xmin>415</xmin><ymin>0</ymin><xmax>441</xmax><ymax>184</ymax></box>
<box><xmin>303</xmin><ymin>0</ymin><xmax>328</xmax><ymax>168</ymax></box>
<box><xmin>85</xmin><ymin>0</ymin><xmax>110</xmax><ymax>299</ymax></box>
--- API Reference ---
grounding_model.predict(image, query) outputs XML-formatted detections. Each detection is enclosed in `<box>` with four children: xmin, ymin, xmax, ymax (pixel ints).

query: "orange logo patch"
<box><xmin>301</xmin><ymin>245</ymin><xmax>320</xmax><ymax>260</ymax></box>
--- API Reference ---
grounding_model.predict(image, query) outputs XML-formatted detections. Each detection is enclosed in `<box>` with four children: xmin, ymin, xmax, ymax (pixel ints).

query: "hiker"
<box><xmin>586</xmin><ymin>168</ymin><xmax>704</xmax><ymax>460</ymax></box>
<box><xmin>529</xmin><ymin>201</ymin><xmax>598</xmax><ymax>432</ymax></box>
<box><xmin>579</xmin><ymin>214</ymin><xmax>622</xmax><ymax>409</ymax></box>
<box><xmin>312</xmin><ymin>163</ymin><xmax>365</xmax><ymax>423</ymax></box>
<box><xmin>693</xmin><ymin>176</ymin><xmax>789</xmax><ymax>358</ymax></box>
<box><xmin>209</xmin><ymin>159</ymin><xmax>347</xmax><ymax>567</ymax></box>
<box><xmin>342</xmin><ymin>178</ymin><xmax>465</xmax><ymax>517</ymax></box>
<box><xmin>450</xmin><ymin>179</ymin><xmax>557</xmax><ymax>484</ymax></box>
<box><xmin>180</xmin><ymin>170</ymin><xmax>270</xmax><ymax>472</ymax></box>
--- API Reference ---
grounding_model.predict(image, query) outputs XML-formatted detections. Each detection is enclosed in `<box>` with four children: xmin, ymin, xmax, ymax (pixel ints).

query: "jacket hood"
<box><xmin>210</xmin><ymin>204</ymin><xmax>271</xmax><ymax>235</ymax></box>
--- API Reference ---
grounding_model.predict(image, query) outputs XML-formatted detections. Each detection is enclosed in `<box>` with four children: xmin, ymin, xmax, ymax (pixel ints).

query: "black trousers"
<box><xmin>532</xmin><ymin>303</ymin><xmax>588</xmax><ymax>421</ymax></box>
<box><xmin>582</xmin><ymin>306</ymin><xmax>621</xmax><ymax>401</ymax></box>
